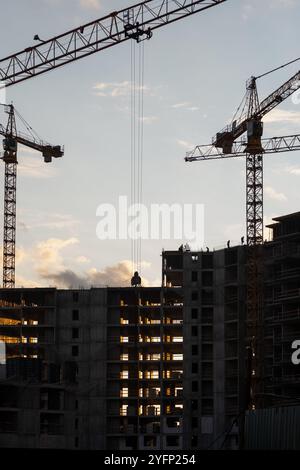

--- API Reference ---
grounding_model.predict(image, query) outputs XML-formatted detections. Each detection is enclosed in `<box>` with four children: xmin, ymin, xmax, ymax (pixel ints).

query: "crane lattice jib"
<box><xmin>0</xmin><ymin>0</ymin><xmax>227</xmax><ymax>87</ymax></box>
<box><xmin>186</xmin><ymin>134</ymin><xmax>300</xmax><ymax>161</ymax></box>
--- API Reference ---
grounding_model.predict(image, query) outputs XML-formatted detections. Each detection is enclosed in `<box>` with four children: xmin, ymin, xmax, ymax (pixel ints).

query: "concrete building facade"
<box><xmin>0</xmin><ymin>212</ymin><xmax>299</xmax><ymax>450</ymax></box>
<box><xmin>263</xmin><ymin>212</ymin><xmax>300</xmax><ymax>405</ymax></box>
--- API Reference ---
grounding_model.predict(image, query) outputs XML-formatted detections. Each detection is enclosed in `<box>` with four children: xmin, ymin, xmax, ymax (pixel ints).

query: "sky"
<box><xmin>0</xmin><ymin>0</ymin><xmax>299</xmax><ymax>288</ymax></box>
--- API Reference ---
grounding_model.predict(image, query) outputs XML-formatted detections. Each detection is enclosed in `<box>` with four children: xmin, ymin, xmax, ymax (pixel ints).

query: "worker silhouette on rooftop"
<box><xmin>131</xmin><ymin>271</ymin><xmax>141</xmax><ymax>287</ymax></box>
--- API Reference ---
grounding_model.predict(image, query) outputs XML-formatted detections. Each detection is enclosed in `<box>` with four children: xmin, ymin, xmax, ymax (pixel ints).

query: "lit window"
<box><xmin>146</xmin><ymin>405</ymin><xmax>160</xmax><ymax>416</ymax></box>
<box><xmin>120</xmin><ymin>405</ymin><xmax>128</xmax><ymax>416</ymax></box>
<box><xmin>144</xmin><ymin>370</ymin><xmax>159</xmax><ymax>379</ymax></box>
<box><xmin>173</xmin><ymin>354</ymin><xmax>183</xmax><ymax>360</ymax></box>
<box><xmin>175</xmin><ymin>404</ymin><xmax>183</xmax><ymax>410</ymax></box>
<box><xmin>29</xmin><ymin>337</ymin><xmax>38</xmax><ymax>344</ymax></box>
<box><xmin>120</xmin><ymin>354</ymin><xmax>129</xmax><ymax>361</ymax></box>
<box><xmin>165</xmin><ymin>370</ymin><xmax>183</xmax><ymax>379</ymax></box>
<box><xmin>120</xmin><ymin>318</ymin><xmax>129</xmax><ymax>325</ymax></box>
<box><xmin>120</xmin><ymin>388</ymin><xmax>128</xmax><ymax>398</ymax></box>
<box><xmin>120</xmin><ymin>336</ymin><xmax>129</xmax><ymax>343</ymax></box>
<box><xmin>120</xmin><ymin>370</ymin><xmax>129</xmax><ymax>379</ymax></box>
<box><xmin>173</xmin><ymin>337</ymin><xmax>183</xmax><ymax>343</ymax></box>
<box><xmin>152</xmin><ymin>354</ymin><xmax>160</xmax><ymax>361</ymax></box>
<box><xmin>151</xmin><ymin>337</ymin><xmax>160</xmax><ymax>343</ymax></box>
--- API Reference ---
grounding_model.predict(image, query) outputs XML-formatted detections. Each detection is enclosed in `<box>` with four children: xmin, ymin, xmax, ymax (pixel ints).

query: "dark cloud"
<box><xmin>40</xmin><ymin>261</ymin><xmax>134</xmax><ymax>288</ymax></box>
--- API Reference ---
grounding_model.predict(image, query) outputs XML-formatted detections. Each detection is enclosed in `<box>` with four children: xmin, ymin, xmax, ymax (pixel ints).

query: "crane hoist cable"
<box><xmin>138</xmin><ymin>40</ymin><xmax>145</xmax><ymax>276</ymax></box>
<box><xmin>130</xmin><ymin>39</ymin><xmax>145</xmax><ymax>276</ymax></box>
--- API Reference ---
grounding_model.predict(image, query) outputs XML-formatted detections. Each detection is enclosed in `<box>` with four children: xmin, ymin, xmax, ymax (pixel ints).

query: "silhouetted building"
<box><xmin>0</xmin><ymin>212</ymin><xmax>299</xmax><ymax>449</ymax></box>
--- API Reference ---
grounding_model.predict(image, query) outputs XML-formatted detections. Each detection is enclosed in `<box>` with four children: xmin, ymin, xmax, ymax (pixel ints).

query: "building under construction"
<box><xmin>0</xmin><ymin>212</ymin><xmax>299</xmax><ymax>450</ymax></box>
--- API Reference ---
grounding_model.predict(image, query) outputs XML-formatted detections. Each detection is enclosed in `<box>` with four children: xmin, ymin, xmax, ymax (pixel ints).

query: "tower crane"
<box><xmin>185</xmin><ymin>68</ymin><xmax>300</xmax><ymax>410</ymax></box>
<box><xmin>0</xmin><ymin>104</ymin><xmax>63</xmax><ymax>288</ymax></box>
<box><xmin>0</xmin><ymin>0</ymin><xmax>228</xmax><ymax>87</ymax></box>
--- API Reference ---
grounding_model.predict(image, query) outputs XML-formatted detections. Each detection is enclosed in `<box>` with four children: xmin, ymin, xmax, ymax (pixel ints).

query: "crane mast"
<box><xmin>2</xmin><ymin>105</ymin><xmax>17</xmax><ymax>288</ymax></box>
<box><xmin>0</xmin><ymin>105</ymin><xmax>63</xmax><ymax>287</ymax></box>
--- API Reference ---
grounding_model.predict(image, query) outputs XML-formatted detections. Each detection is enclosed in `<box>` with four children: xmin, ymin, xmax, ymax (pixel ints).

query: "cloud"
<box><xmin>34</xmin><ymin>213</ymin><xmax>79</xmax><ymax>230</ymax></box>
<box><xmin>76</xmin><ymin>255</ymin><xmax>90</xmax><ymax>264</ymax></box>
<box><xmin>140</xmin><ymin>116</ymin><xmax>158</xmax><ymax>124</ymax></box>
<box><xmin>94</xmin><ymin>81</ymin><xmax>149</xmax><ymax>98</ymax></box>
<box><xmin>263</xmin><ymin>108</ymin><xmax>300</xmax><ymax>124</ymax></box>
<box><xmin>18</xmin><ymin>156</ymin><xmax>57</xmax><ymax>179</ymax></box>
<box><xmin>34</xmin><ymin>237</ymin><xmax>79</xmax><ymax>276</ymax></box>
<box><xmin>16</xmin><ymin>276</ymin><xmax>42</xmax><ymax>288</ymax></box>
<box><xmin>79</xmin><ymin>0</ymin><xmax>101</xmax><ymax>10</ymax></box>
<box><xmin>17</xmin><ymin>211</ymin><xmax>79</xmax><ymax>232</ymax></box>
<box><xmin>265</xmin><ymin>185</ymin><xmax>287</xmax><ymax>202</ymax></box>
<box><xmin>285</xmin><ymin>166</ymin><xmax>300</xmax><ymax>176</ymax></box>
<box><xmin>40</xmin><ymin>260</ymin><xmax>151</xmax><ymax>288</ymax></box>
<box><xmin>18</xmin><ymin>221</ymin><xmax>29</xmax><ymax>233</ymax></box>
<box><xmin>172</xmin><ymin>102</ymin><xmax>200</xmax><ymax>112</ymax></box>
<box><xmin>176</xmin><ymin>139</ymin><xmax>195</xmax><ymax>150</ymax></box>
<box><xmin>172</xmin><ymin>102</ymin><xmax>190</xmax><ymax>109</ymax></box>
<box><xmin>242</xmin><ymin>4</ymin><xmax>254</xmax><ymax>20</ymax></box>
<box><xmin>13</xmin><ymin>234</ymin><xmax>154</xmax><ymax>289</ymax></box>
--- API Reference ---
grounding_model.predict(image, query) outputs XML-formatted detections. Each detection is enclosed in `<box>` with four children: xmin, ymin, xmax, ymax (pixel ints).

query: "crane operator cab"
<box><xmin>2</xmin><ymin>137</ymin><xmax>17</xmax><ymax>163</ymax></box>
<box><xmin>245</xmin><ymin>119</ymin><xmax>264</xmax><ymax>155</ymax></box>
<box><xmin>3</xmin><ymin>136</ymin><xmax>17</xmax><ymax>152</ymax></box>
